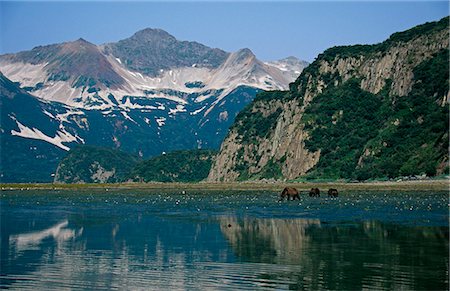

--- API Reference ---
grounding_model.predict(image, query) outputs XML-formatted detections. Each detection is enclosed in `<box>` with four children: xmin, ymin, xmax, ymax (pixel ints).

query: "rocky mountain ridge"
<box><xmin>0</xmin><ymin>29</ymin><xmax>304</xmax><ymax>110</ymax></box>
<box><xmin>102</xmin><ymin>28</ymin><xmax>229</xmax><ymax>76</ymax></box>
<box><xmin>208</xmin><ymin>17</ymin><xmax>449</xmax><ymax>182</ymax></box>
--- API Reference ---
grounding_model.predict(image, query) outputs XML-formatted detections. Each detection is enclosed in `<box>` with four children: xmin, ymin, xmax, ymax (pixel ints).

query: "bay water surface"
<box><xmin>1</xmin><ymin>189</ymin><xmax>448</xmax><ymax>290</ymax></box>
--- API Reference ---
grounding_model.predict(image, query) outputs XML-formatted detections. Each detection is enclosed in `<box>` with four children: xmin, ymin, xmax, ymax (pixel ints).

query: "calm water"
<box><xmin>1</xmin><ymin>189</ymin><xmax>448</xmax><ymax>290</ymax></box>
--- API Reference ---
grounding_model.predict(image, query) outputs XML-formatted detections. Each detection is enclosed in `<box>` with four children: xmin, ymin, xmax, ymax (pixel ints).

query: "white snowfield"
<box><xmin>0</xmin><ymin>49</ymin><xmax>305</xmax><ymax>115</ymax></box>
<box><xmin>0</xmin><ymin>62</ymin><xmax>48</xmax><ymax>87</ymax></box>
<box><xmin>10</xmin><ymin>115</ymin><xmax>84</xmax><ymax>151</ymax></box>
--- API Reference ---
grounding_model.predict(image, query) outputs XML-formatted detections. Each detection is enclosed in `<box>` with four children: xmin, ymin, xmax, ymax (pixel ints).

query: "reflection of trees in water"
<box><xmin>220</xmin><ymin>217</ymin><xmax>449</xmax><ymax>290</ymax></box>
<box><xmin>220</xmin><ymin>217</ymin><xmax>320</xmax><ymax>264</ymax></box>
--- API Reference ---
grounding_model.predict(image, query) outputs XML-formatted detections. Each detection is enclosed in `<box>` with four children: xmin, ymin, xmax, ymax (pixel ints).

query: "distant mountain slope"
<box><xmin>265</xmin><ymin>56</ymin><xmax>310</xmax><ymax>83</ymax></box>
<box><xmin>1</xmin><ymin>73</ymin><xmax>72</xmax><ymax>182</ymax></box>
<box><xmin>0</xmin><ymin>28</ymin><xmax>308</xmax><ymax>182</ymax></box>
<box><xmin>0</xmin><ymin>72</ymin><xmax>259</xmax><ymax>182</ymax></box>
<box><xmin>208</xmin><ymin>17</ymin><xmax>449</xmax><ymax>182</ymax></box>
<box><xmin>1</xmin><ymin>38</ymin><xmax>125</xmax><ymax>89</ymax></box>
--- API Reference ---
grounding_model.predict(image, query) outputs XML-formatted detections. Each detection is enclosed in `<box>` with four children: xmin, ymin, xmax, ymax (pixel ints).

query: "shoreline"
<box><xmin>1</xmin><ymin>179</ymin><xmax>448</xmax><ymax>192</ymax></box>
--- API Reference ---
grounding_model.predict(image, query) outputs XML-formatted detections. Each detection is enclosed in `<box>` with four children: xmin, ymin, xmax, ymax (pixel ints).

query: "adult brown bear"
<box><xmin>279</xmin><ymin>187</ymin><xmax>300</xmax><ymax>201</ymax></box>
<box><xmin>309</xmin><ymin>188</ymin><xmax>320</xmax><ymax>197</ymax></box>
<box><xmin>328</xmin><ymin>188</ymin><xmax>339</xmax><ymax>197</ymax></box>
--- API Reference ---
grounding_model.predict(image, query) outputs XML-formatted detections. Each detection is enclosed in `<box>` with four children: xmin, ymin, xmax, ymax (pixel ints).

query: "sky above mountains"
<box><xmin>1</xmin><ymin>1</ymin><xmax>448</xmax><ymax>62</ymax></box>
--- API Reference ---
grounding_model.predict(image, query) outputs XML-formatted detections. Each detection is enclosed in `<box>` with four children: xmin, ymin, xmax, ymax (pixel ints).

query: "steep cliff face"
<box><xmin>207</xmin><ymin>92</ymin><xmax>320</xmax><ymax>181</ymax></box>
<box><xmin>208</xmin><ymin>17</ymin><xmax>449</xmax><ymax>182</ymax></box>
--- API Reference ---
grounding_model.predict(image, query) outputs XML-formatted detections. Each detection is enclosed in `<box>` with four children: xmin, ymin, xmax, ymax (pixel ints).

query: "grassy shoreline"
<box><xmin>1</xmin><ymin>179</ymin><xmax>448</xmax><ymax>192</ymax></box>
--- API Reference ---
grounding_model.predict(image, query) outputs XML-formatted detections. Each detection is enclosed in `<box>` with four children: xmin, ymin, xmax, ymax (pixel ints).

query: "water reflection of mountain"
<box><xmin>9</xmin><ymin>220</ymin><xmax>83</xmax><ymax>252</ymax></box>
<box><xmin>1</xmin><ymin>213</ymin><xmax>233</xmax><ymax>289</ymax></box>
<box><xmin>220</xmin><ymin>217</ymin><xmax>449</xmax><ymax>290</ymax></box>
<box><xmin>1</xmin><ymin>219</ymin><xmax>84</xmax><ymax>288</ymax></box>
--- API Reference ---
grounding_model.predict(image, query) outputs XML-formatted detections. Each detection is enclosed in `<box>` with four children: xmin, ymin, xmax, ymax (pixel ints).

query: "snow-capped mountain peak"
<box><xmin>0</xmin><ymin>29</ymin><xmax>309</xmax><ymax>182</ymax></box>
<box><xmin>0</xmin><ymin>29</ymin><xmax>307</xmax><ymax>112</ymax></box>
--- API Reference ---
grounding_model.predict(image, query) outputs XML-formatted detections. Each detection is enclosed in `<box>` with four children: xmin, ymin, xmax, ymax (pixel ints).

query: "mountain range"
<box><xmin>3</xmin><ymin>18</ymin><xmax>447</xmax><ymax>184</ymax></box>
<box><xmin>0</xmin><ymin>28</ymin><xmax>307</xmax><ymax>182</ymax></box>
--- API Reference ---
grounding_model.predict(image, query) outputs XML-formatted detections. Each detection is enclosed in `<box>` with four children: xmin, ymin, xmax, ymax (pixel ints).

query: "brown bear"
<box><xmin>279</xmin><ymin>187</ymin><xmax>300</xmax><ymax>201</ymax></box>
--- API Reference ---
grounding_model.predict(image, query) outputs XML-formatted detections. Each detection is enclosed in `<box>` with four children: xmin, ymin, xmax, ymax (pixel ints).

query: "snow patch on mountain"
<box><xmin>107</xmin><ymin>55</ymin><xmax>212</xmax><ymax>94</ymax></box>
<box><xmin>191</xmin><ymin>106</ymin><xmax>207</xmax><ymax>115</ymax></box>
<box><xmin>169</xmin><ymin>104</ymin><xmax>187</xmax><ymax>115</ymax></box>
<box><xmin>55</xmin><ymin>109</ymin><xmax>85</xmax><ymax>124</ymax></box>
<box><xmin>265</xmin><ymin>56</ymin><xmax>309</xmax><ymax>82</ymax></box>
<box><xmin>43</xmin><ymin>110</ymin><xmax>55</xmax><ymax>119</ymax></box>
<box><xmin>120</xmin><ymin>111</ymin><xmax>137</xmax><ymax>124</ymax></box>
<box><xmin>195</xmin><ymin>92</ymin><xmax>217</xmax><ymax>103</ymax></box>
<box><xmin>0</xmin><ymin>61</ymin><xmax>47</xmax><ymax>87</ymax></box>
<box><xmin>155</xmin><ymin>117</ymin><xmax>166</xmax><ymax>127</ymax></box>
<box><xmin>10</xmin><ymin>116</ymin><xmax>81</xmax><ymax>151</ymax></box>
<box><xmin>34</xmin><ymin>81</ymin><xmax>82</xmax><ymax>105</ymax></box>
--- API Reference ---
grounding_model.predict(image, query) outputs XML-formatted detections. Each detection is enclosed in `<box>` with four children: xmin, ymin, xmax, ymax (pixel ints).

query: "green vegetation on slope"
<box><xmin>220</xmin><ymin>17</ymin><xmax>448</xmax><ymax>181</ymax></box>
<box><xmin>358</xmin><ymin>49</ymin><xmax>449</xmax><ymax>178</ymax></box>
<box><xmin>231</xmin><ymin>91</ymin><xmax>287</xmax><ymax>145</ymax></box>
<box><xmin>303</xmin><ymin>49</ymin><xmax>449</xmax><ymax>180</ymax></box>
<box><xmin>322</xmin><ymin>16</ymin><xmax>449</xmax><ymax>63</ymax></box>
<box><xmin>55</xmin><ymin>145</ymin><xmax>139</xmax><ymax>183</ymax></box>
<box><xmin>129</xmin><ymin>149</ymin><xmax>217</xmax><ymax>182</ymax></box>
<box><xmin>302</xmin><ymin>78</ymin><xmax>385</xmax><ymax>179</ymax></box>
<box><xmin>289</xmin><ymin>16</ymin><xmax>449</xmax><ymax>100</ymax></box>
<box><xmin>55</xmin><ymin>147</ymin><xmax>217</xmax><ymax>183</ymax></box>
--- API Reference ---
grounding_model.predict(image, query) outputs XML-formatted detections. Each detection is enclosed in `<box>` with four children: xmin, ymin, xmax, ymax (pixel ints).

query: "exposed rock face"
<box><xmin>207</xmin><ymin>96</ymin><xmax>320</xmax><ymax>182</ymax></box>
<box><xmin>316</xmin><ymin>28</ymin><xmax>448</xmax><ymax>97</ymax></box>
<box><xmin>90</xmin><ymin>162</ymin><xmax>116</xmax><ymax>183</ymax></box>
<box><xmin>102</xmin><ymin>28</ymin><xmax>229</xmax><ymax>76</ymax></box>
<box><xmin>208</xmin><ymin>17</ymin><xmax>449</xmax><ymax>182</ymax></box>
